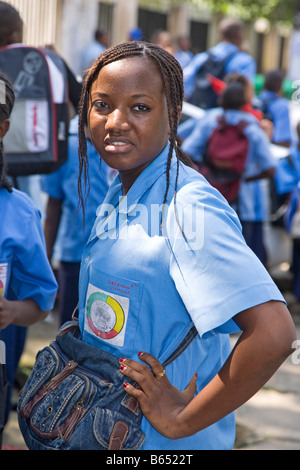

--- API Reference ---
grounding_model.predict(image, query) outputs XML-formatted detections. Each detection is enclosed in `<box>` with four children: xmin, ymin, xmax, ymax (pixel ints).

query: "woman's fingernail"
<box><xmin>119</xmin><ymin>357</ymin><xmax>126</xmax><ymax>363</ymax></box>
<box><xmin>120</xmin><ymin>364</ymin><xmax>127</xmax><ymax>371</ymax></box>
<box><xmin>123</xmin><ymin>382</ymin><xmax>130</xmax><ymax>389</ymax></box>
<box><xmin>138</xmin><ymin>351</ymin><xmax>144</xmax><ymax>357</ymax></box>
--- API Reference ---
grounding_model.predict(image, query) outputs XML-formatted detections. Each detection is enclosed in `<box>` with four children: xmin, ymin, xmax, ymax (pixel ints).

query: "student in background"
<box><xmin>183</xmin><ymin>17</ymin><xmax>256</xmax><ymax>108</ymax></box>
<box><xmin>80</xmin><ymin>29</ymin><xmax>109</xmax><ymax>75</ymax></box>
<box><xmin>258</xmin><ymin>69</ymin><xmax>292</xmax><ymax>148</ymax></box>
<box><xmin>0</xmin><ymin>72</ymin><xmax>57</xmax><ymax>431</ymax></box>
<box><xmin>181</xmin><ymin>79</ymin><xmax>276</xmax><ymax>264</ymax></box>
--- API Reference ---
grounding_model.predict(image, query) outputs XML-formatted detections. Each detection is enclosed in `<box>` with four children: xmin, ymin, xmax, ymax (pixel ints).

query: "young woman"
<box><xmin>0</xmin><ymin>72</ymin><xmax>57</xmax><ymax>431</ymax></box>
<box><xmin>77</xmin><ymin>41</ymin><xmax>296</xmax><ymax>450</ymax></box>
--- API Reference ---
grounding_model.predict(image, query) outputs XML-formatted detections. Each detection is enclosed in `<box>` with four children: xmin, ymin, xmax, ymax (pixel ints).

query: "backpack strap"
<box><xmin>162</xmin><ymin>326</ymin><xmax>198</xmax><ymax>368</ymax></box>
<box><xmin>69</xmin><ymin>303</ymin><xmax>198</xmax><ymax>369</ymax></box>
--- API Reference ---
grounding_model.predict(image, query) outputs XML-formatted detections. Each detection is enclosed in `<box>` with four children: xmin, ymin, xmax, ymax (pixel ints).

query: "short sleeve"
<box><xmin>9</xmin><ymin>206</ymin><xmax>58</xmax><ymax>311</ymax></box>
<box><xmin>165</xmin><ymin>180</ymin><xmax>285</xmax><ymax>337</ymax></box>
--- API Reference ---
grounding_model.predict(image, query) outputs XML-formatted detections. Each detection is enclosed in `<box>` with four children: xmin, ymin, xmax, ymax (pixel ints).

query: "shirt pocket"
<box><xmin>0</xmin><ymin>256</ymin><xmax>12</xmax><ymax>298</ymax></box>
<box><xmin>81</xmin><ymin>264</ymin><xmax>142</xmax><ymax>357</ymax></box>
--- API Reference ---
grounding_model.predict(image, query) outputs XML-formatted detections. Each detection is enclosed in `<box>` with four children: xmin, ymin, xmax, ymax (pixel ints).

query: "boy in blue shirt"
<box><xmin>258</xmin><ymin>69</ymin><xmax>292</xmax><ymax>148</ymax></box>
<box><xmin>184</xmin><ymin>17</ymin><xmax>256</xmax><ymax>107</ymax></box>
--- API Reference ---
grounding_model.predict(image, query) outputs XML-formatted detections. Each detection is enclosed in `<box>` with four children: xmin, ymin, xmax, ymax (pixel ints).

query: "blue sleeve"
<box><xmin>183</xmin><ymin>52</ymin><xmax>208</xmax><ymax>99</ymax></box>
<box><xmin>181</xmin><ymin>114</ymin><xmax>218</xmax><ymax>162</ymax></box>
<box><xmin>243</xmin><ymin>124</ymin><xmax>276</xmax><ymax>178</ymax></box>
<box><xmin>177</xmin><ymin>118</ymin><xmax>197</xmax><ymax>140</ymax></box>
<box><xmin>166</xmin><ymin>181</ymin><xmax>284</xmax><ymax>337</ymax></box>
<box><xmin>226</xmin><ymin>53</ymin><xmax>256</xmax><ymax>83</ymax></box>
<box><xmin>9</xmin><ymin>207</ymin><xmax>58</xmax><ymax>310</ymax></box>
<box><xmin>271</xmin><ymin>99</ymin><xmax>292</xmax><ymax>144</ymax></box>
<box><xmin>40</xmin><ymin>164</ymin><xmax>65</xmax><ymax>199</ymax></box>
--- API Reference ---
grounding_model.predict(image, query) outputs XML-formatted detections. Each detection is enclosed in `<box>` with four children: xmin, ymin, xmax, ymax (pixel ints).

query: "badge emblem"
<box><xmin>86</xmin><ymin>292</ymin><xmax>125</xmax><ymax>339</ymax></box>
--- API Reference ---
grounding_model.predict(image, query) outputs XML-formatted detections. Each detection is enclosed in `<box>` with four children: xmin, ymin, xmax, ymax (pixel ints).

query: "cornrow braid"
<box><xmin>77</xmin><ymin>41</ymin><xmax>193</xmax><ymax>219</ymax></box>
<box><xmin>0</xmin><ymin>71</ymin><xmax>15</xmax><ymax>192</ymax></box>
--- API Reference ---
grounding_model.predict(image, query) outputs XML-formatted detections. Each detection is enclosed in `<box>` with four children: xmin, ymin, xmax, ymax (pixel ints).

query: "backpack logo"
<box><xmin>14</xmin><ymin>51</ymin><xmax>44</xmax><ymax>95</ymax></box>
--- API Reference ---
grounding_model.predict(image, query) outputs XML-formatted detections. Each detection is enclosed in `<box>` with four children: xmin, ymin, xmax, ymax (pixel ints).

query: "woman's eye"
<box><xmin>133</xmin><ymin>104</ymin><xmax>150</xmax><ymax>113</ymax></box>
<box><xmin>94</xmin><ymin>101</ymin><xmax>108</xmax><ymax>111</ymax></box>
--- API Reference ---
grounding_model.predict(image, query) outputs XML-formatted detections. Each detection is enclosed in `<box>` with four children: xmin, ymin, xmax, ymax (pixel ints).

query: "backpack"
<box><xmin>198</xmin><ymin>116</ymin><xmax>249</xmax><ymax>203</ymax></box>
<box><xmin>189</xmin><ymin>50</ymin><xmax>236</xmax><ymax>110</ymax></box>
<box><xmin>257</xmin><ymin>96</ymin><xmax>275</xmax><ymax>122</ymax></box>
<box><xmin>0</xmin><ymin>45</ymin><xmax>69</xmax><ymax>176</ymax></box>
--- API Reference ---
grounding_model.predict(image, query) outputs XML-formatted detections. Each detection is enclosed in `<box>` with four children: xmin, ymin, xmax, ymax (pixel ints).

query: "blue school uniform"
<box><xmin>0</xmin><ymin>188</ymin><xmax>57</xmax><ymax>307</ymax></box>
<box><xmin>0</xmin><ymin>187</ymin><xmax>57</xmax><ymax>421</ymax></box>
<box><xmin>78</xmin><ymin>145</ymin><xmax>283</xmax><ymax>450</ymax></box>
<box><xmin>184</xmin><ymin>42</ymin><xmax>256</xmax><ymax>100</ymax></box>
<box><xmin>181</xmin><ymin>108</ymin><xmax>275</xmax><ymax>223</ymax></box>
<box><xmin>258</xmin><ymin>90</ymin><xmax>292</xmax><ymax>145</ymax></box>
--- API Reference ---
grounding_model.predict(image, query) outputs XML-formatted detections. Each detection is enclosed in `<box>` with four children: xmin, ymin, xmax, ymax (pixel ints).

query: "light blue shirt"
<box><xmin>78</xmin><ymin>145</ymin><xmax>283</xmax><ymax>449</ymax></box>
<box><xmin>0</xmin><ymin>188</ymin><xmax>57</xmax><ymax>309</ymax></box>
<box><xmin>181</xmin><ymin>108</ymin><xmax>276</xmax><ymax>221</ymax></box>
<box><xmin>80</xmin><ymin>40</ymin><xmax>106</xmax><ymax>73</ymax></box>
<box><xmin>183</xmin><ymin>42</ymin><xmax>256</xmax><ymax>99</ymax></box>
<box><xmin>258</xmin><ymin>90</ymin><xmax>292</xmax><ymax>145</ymax></box>
<box><xmin>41</xmin><ymin>118</ymin><xmax>111</xmax><ymax>262</ymax></box>
<box><xmin>175</xmin><ymin>49</ymin><xmax>193</xmax><ymax>69</ymax></box>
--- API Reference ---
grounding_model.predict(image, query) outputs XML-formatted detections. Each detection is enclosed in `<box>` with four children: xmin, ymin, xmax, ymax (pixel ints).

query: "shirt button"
<box><xmin>84</xmin><ymin>256</ymin><xmax>89</xmax><ymax>263</ymax></box>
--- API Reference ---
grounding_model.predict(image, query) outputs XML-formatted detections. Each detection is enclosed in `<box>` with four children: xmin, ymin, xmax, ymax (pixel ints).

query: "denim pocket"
<box><xmin>93</xmin><ymin>408</ymin><xmax>145</xmax><ymax>450</ymax></box>
<box><xmin>18</xmin><ymin>325</ymin><xmax>146</xmax><ymax>450</ymax></box>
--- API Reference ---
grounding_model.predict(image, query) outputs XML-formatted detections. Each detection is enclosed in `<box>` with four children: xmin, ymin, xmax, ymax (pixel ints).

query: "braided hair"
<box><xmin>77</xmin><ymin>40</ymin><xmax>192</xmax><ymax>212</ymax></box>
<box><xmin>0</xmin><ymin>72</ymin><xmax>15</xmax><ymax>192</ymax></box>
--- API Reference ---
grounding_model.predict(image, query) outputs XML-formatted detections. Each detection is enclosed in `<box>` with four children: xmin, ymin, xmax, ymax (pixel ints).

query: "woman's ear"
<box><xmin>0</xmin><ymin>120</ymin><xmax>10</xmax><ymax>143</ymax></box>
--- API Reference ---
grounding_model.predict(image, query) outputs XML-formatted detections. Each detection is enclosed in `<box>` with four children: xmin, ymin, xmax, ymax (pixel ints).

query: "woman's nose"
<box><xmin>105</xmin><ymin>108</ymin><xmax>131</xmax><ymax>131</ymax></box>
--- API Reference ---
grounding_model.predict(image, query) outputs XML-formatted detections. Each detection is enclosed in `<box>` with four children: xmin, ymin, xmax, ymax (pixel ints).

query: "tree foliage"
<box><xmin>199</xmin><ymin>0</ymin><xmax>297</xmax><ymax>24</ymax></box>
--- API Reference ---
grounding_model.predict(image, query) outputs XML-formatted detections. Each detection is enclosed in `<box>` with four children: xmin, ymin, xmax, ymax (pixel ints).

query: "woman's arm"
<box><xmin>43</xmin><ymin>196</ymin><xmax>62</xmax><ymax>260</ymax></box>
<box><xmin>120</xmin><ymin>300</ymin><xmax>296</xmax><ymax>439</ymax></box>
<box><xmin>0</xmin><ymin>297</ymin><xmax>48</xmax><ymax>329</ymax></box>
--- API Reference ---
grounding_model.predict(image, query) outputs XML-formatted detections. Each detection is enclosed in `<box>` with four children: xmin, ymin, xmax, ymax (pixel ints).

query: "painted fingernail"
<box><xmin>119</xmin><ymin>357</ymin><xmax>126</xmax><ymax>363</ymax></box>
<box><xmin>123</xmin><ymin>382</ymin><xmax>130</xmax><ymax>389</ymax></box>
<box><xmin>138</xmin><ymin>351</ymin><xmax>144</xmax><ymax>357</ymax></box>
<box><xmin>120</xmin><ymin>364</ymin><xmax>127</xmax><ymax>371</ymax></box>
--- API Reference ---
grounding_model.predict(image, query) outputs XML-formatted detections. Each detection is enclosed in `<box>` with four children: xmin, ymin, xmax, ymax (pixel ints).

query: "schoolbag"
<box><xmin>0</xmin><ymin>45</ymin><xmax>69</xmax><ymax>176</ymax></box>
<box><xmin>198</xmin><ymin>116</ymin><xmax>249</xmax><ymax>203</ymax></box>
<box><xmin>189</xmin><ymin>51</ymin><xmax>237</xmax><ymax>110</ymax></box>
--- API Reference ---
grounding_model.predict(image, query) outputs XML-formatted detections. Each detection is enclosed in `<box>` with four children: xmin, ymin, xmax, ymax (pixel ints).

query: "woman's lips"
<box><xmin>104</xmin><ymin>139</ymin><xmax>133</xmax><ymax>153</ymax></box>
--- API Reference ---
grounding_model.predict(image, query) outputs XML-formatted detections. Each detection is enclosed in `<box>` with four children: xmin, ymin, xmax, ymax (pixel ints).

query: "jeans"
<box><xmin>18</xmin><ymin>322</ymin><xmax>145</xmax><ymax>450</ymax></box>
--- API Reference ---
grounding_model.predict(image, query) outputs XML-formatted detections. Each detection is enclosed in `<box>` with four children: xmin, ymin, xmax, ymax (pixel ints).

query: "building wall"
<box><xmin>4</xmin><ymin>0</ymin><xmax>293</xmax><ymax>77</ymax></box>
<box><xmin>3</xmin><ymin>0</ymin><xmax>59</xmax><ymax>47</ymax></box>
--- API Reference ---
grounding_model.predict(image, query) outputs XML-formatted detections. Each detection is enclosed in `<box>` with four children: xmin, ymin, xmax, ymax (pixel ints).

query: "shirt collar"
<box><xmin>87</xmin><ymin>143</ymin><xmax>177</xmax><ymax>242</ymax></box>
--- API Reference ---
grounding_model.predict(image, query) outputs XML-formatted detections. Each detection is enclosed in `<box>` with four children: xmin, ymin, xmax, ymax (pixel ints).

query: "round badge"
<box><xmin>86</xmin><ymin>292</ymin><xmax>125</xmax><ymax>339</ymax></box>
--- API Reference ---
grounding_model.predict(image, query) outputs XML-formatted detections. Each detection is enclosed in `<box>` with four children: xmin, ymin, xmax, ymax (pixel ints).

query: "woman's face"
<box><xmin>88</xmin><ymin>56</ymin><xmax>170</xmax><ymax>192</ymax></box>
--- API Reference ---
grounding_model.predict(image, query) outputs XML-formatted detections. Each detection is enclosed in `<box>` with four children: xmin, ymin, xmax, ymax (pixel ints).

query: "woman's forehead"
<box><xmin>91</xmin><ymin>56</ymin><xmax>164</xmax><ymax>93</ymax></box>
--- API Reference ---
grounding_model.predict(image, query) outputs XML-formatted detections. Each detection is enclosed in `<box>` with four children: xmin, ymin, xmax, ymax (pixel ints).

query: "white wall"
<box><xmin>58</xmin><ymin>0</ymin><xmax>99</xmax><ymax>76</ymax></box>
